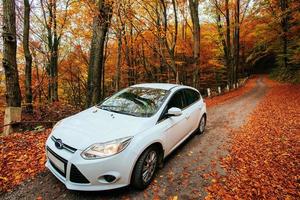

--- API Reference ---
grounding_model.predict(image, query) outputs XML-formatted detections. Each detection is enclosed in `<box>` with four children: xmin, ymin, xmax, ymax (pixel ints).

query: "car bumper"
<box><xmin>45</xmin><ymin>140</ymin><xmax>137</xmax><ymax>191</ymax></box>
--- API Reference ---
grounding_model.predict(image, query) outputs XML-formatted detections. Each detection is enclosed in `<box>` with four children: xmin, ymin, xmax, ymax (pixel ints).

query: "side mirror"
<box><xmin>167</xmin><ymin>107</ymin><xmax>182</xmax><ymax>117</ymax></box>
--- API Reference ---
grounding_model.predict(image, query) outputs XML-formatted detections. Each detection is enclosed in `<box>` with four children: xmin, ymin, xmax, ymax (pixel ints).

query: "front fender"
<box><xmin>126</xmin><ymin>130</ymin><xmax>165</xmax><ymax>184</ymax></box>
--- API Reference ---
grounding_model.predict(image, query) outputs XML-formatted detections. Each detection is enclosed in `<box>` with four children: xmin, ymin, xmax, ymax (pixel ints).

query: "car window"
<box><xmin>158</xmin><ymin>90</ymin><xmax>186</xmax><ymax>122</ymax></box>
<box><xmin>98</xmin><ymin>87</ymin><xmax>169</xmax><ymax>117</ymax></box>
<box><xmin>167</xmin><ymin>90</ymin><xmax>185</xmax><ymax>110</ymax></box>
<box><xmin>184</xmin><ymin>89</ymin><xmax>200</xmax><ymax>107</ymax></box>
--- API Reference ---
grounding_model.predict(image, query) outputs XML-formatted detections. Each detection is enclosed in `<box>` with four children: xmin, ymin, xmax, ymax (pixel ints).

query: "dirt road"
<box><xmin>2</xmin><ymin>77</ymin><xmax>267</xmax><ymax>200</ymax></box>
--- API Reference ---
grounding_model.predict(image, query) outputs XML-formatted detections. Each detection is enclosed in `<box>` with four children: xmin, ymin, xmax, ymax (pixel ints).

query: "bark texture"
<box><xmin>188</xmin><ymin>0</ymin><xmax>200</xmax><ymax>88</ymax></box>
<box><xmin>214</xmin><ymin>0</ymin><xmax>233</xmax><ymax>87</ymax></box>
<box><xmin>86</xmin><ymin>0</ymin><xmax>112</xmax><ymax>107</ymax></box>
<box><xmin>115</xmin><ymin>27</ymin><xmax>122</xmax><ymax>92</ymax></box>
<box><xmin>23</xmin><ymin>0</ymin><xmax>33</xmax><ymax>112</ymax></box>
<box><xmin>225</xmin><ymin>0</ymin><xmax>232</xmax><ymax>86</ymax></box>
<box><xmin>2</xmin><ymin>0</ymin><xmax>22</xmax><ymax>107</ymax></box>
<box><xmin>41</xmin><ymin>0</ymin><xmax>62</xmax><ymax>102</ymax></box>
<box><xmin>233</xmin><ymin>0</ymin><xmax>240</xmax><ymax>84</ymax></box>
<box><xmin>279</xmin><ymin>0</ymin><xmax>289</xmax><ymax>69</ymax></box>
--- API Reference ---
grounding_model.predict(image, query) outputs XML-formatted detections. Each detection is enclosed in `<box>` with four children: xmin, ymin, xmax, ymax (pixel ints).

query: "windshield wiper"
<box><xmin>100</xmin><ymin>106</ymin><xmax>139</xmax><ymax>117</ymax></box>
<box><xmin>98</xmin><ymin>105</ymin><xmax>120</xmax><ymax>108</ymax></box>
<box><xmin>123</xmin><ymin>112</ymin><xmax>139</xmax><ymax>117</ymax></box>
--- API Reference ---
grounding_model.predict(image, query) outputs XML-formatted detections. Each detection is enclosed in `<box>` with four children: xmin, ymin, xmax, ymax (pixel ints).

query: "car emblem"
<box><xmin>55</xmin><ymin>139</ymin><xmax>64</xmax><ymax>149</ymax></box>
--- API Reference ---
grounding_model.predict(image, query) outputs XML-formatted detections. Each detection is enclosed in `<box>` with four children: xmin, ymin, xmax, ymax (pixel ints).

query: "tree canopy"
<box><xmin>0</xmin><ymin>0</ymin><xmax>299</xmax><ymax>108</ymax></box>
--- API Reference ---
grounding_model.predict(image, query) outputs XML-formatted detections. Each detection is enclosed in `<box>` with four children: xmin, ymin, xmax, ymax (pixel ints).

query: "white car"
<box><xmin>45</xmin><ymin>83</ymin><xmax>207</xmax><ymax>191</ymax></box>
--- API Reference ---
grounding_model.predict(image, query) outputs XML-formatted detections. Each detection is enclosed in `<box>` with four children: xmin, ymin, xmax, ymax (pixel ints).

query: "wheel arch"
<box><xmin>129</xmin><ymin>141</ymin><xmax>165</xmax><ymax>184</ymax></box>
<box><xmin>196</xmin><ymin>111</ymin><xmax>207</xmax><ymax>126</ymax></box>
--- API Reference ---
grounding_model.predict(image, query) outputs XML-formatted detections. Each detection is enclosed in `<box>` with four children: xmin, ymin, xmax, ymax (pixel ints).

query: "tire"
<box><xmin>198</xmin><ymin>114</ymin><xmax>206</xmax><ymax>134</ymax></box>
<box><xmin>131</xmin><ymin>146</ymin><xmax>159</xmax><ymax>190</ymax></box>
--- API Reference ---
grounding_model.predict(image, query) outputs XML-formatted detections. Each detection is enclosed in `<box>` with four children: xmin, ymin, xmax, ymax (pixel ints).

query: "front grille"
<box><xmin>51</xmin><ymin>136</ymin><xmax>77</xmax><ymax>153</ymax></box>
<box><xmin>70</xmin><ymin>164</ymin><xmax>90</xmax><ymax>184</ymax></box>
<box><xmin>47</xmin><ymin>147</ymin><xmax>67</xmax><ymax>177</ymax></box>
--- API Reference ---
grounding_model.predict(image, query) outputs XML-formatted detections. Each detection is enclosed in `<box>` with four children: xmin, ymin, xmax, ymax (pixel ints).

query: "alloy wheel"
<box><xmin>199</xmin><ymin>116</ymin><xmax>206</xmax><ymax>133</ymax></box>
<box><xmin>142</xmin><ymin>150</ymin><xmax>158</xmax><ymax>183</ymax></box>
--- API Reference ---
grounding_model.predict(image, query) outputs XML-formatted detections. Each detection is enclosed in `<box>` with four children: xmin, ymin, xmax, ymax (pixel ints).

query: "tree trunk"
<box><xmin>188</xmin><ymin>0</ymin><xmax>200</xmax><ymax>88</ymax></box>
<box><xmin>279</xmin><ymin>0</ymin><xmax>289</xmax><ymax>69</ymax></box>
<box><xmin>181</xmin><ymin>3</ymin><xmax>187</xmax><ymax>41</ymax></box>
<box><xmin>2</xmin><ymin>0</ymin><xmax>22</xmax><ymax>107</ymax></box>
<box><xmin>23</xmin><ymin>0</ymin><xmax>33</xmax><ymax>112</ymax></box>
<box><xmin>51</xmin><ymin>0</ymin><xmax>59</xmax><ymax>102</ymax></box>
<box><xmin>101</xmin><ymin>33</ymin><xmax>109</xmax><ymax>99</ymax></box>
<box><xmin>2</xmin><ymin>0</ymin><xmax>22</xmax><ymax>135</ymax></box>
<box><xmin>225</xmin><ymin>0</ymin><xmax>232</xmax><ymax>86</ymax></box>
<box><xmin>51</xmin><ymin>38</ymin><xmax>59</xmax><ymax>102</ymax></box>
<box><xmin>159</xmin><ymin>0</ymin><xmax>178</xmax><ymax>82</ymax></box>
<box><xmin>115</xmin><ymin>31</ymin><xmax>122</xmax><ymax>92</ymax></box>
<box><xmin>35</xmin><ymin>60</ymin><xmax>42</xmax><ymax>103</ymax></box>
<box><xmin>86</xmin><ymin>0</ymin><xmax>112</xmax><ymax>107</ymax></box>
<box><xmin>41</xmin><ymin>0</ymin><xmax>59</xmax><ymax>102</ymax></box>
<box><xmin>114</xmin><ymin>1</ymin><xmax>124</xmax><ymax>92</ymax></box>
<box><xmin>32</xmin><ymin>50</ymin><xmax>42</xmax><ymax>103</ymax></box>
<box><xmin>233</xmin><ymin>0</ymin><xmax>240</xmax><ymax>84</ymax></box>
<box><xmin>124</xmin><ymin>30</ymin><xmax>134</xmax><ymax>85</ymax></box>
<box><xmin>129</xmin><ymin>25</ymin><xmax>137</xmax><ymax>84</ymax></box>
<box><xmin>216</xmin><ymin>13</ymin><xmax>229</xmax><ymax>71</ymax></box>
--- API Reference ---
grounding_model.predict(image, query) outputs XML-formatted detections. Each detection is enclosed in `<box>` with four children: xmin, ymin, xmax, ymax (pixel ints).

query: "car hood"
<box><xmin>51</xmin><ymin>107</ymin><xmax>153</xmax><ymax>150</ymax></box>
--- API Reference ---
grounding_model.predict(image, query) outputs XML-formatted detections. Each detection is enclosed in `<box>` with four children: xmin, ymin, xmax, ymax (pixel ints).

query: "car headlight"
<box><xmin>81</xmin><ymin>137</ymin><xmax>133</xmax><ymax>159</ymax></box>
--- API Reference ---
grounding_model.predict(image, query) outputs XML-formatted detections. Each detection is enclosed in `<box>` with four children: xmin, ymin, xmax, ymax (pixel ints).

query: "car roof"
<box><xmin>131</xmin><ymin>83</ymin><xmax>181</xmax><ymax>90</ymax></box>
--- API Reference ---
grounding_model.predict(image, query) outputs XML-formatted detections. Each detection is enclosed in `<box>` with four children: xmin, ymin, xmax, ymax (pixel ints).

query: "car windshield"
<box><xmin>98</xmin><ymin>87</ymin><xmax>169</xmax><ymax>117</ymax></box>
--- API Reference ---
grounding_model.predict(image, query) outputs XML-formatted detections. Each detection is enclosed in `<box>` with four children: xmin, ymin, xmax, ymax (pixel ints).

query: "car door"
<box><xmin>158</xmin><ymin>90</ymin><xmax>191</xmax><ymax>155</ymax></box>
<box><xmin>183</xmin><ymin>89</ymin><xmax>202</xmax><ymax>132</ymax></box>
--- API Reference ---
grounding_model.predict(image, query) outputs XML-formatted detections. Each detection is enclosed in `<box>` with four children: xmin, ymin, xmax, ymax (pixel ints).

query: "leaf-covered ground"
<box><xmin>0</xmin><ymin>130</ymin><xmax>50</xmax><ymax>193</ymax></box>
<box><xmin>206</xmin><ymin>80</ymin><xmax>300</xmax><ymax>199</ymax></box>
<box><xmin>206</xmin><ymin>77</ymin><xmax>257</xmax><ymax>108</ymax></box>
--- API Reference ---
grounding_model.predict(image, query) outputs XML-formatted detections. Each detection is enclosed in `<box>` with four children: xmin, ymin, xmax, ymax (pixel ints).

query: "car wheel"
<box><xmin>131</xmin><ymin>146</ymin><xmax>159</xmax><ymax>190</ymax></box>
<box><xmin>198</xmin><ymin>115</ymin><xmax>206</xmax><ymax>134</ymax></box>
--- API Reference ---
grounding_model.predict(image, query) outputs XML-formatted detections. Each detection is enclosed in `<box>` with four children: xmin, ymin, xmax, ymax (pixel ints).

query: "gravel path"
<box><xmin>1</xmin><ymin>77</ymin><xmax>267</xmax><ymax>200</ymax></box>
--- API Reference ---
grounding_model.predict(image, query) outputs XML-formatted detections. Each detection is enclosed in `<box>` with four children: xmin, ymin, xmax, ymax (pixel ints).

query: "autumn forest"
<box><xmin>0</xmin><ymin>0</ymin><xmax>299</xmax><ymax>199</ymax></box>
<box><xmin>0</xmin><ymin>0</ymin><xmax>298</xmax><ymax>110</ymax></box>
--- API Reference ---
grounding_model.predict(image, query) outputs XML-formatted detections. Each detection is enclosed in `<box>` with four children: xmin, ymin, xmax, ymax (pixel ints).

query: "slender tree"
<box><xmin>86</xmin><ymin>0</ymin><xmax>113</xmax><ymax>107</ymax></box>
<box><xmin>40</xmin><ymin>0</ymin><xmax>70</xmax><ymax>102</ymax></box>
<box><xmin>23</xmin><ymin>0</ymin><xmax>33</xmax><ymax>112</ymax></box>
<box><xmin>188</xmin><ymin>0</ymin><xmax>200</xmax><ymax>88</ymax></box>
<box><xmin>41</xmin><ymin>0</ymin><xmax>59</xmax><ymax>102</ymax></box>
<box><xmin>114</xmin><ymin>1</ymin><xmax>124</xmax><ymax>91</ymax></box>
<box><xmin>213</xmin><ymin>0</ymin><xmax>233</xmax><ymax>86</ymax></box>
<box><xmin>279</xmin><ymin>0</ymin><xmax>289</xmax><ymax>69</ymax></box>
<box><xmin>124</xmin><ymin>23</ymin><xmax>135</xmax><ymax>86</ymax></box>
<box><xmin>233</xmin><ymin>0</ymin><xmax>240</xmax><ymax>84</ymax></box>
<box><xmin>159</xmin><ymin>0</ymin><xmax>178</xmax><ymax>82</ymax></box>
